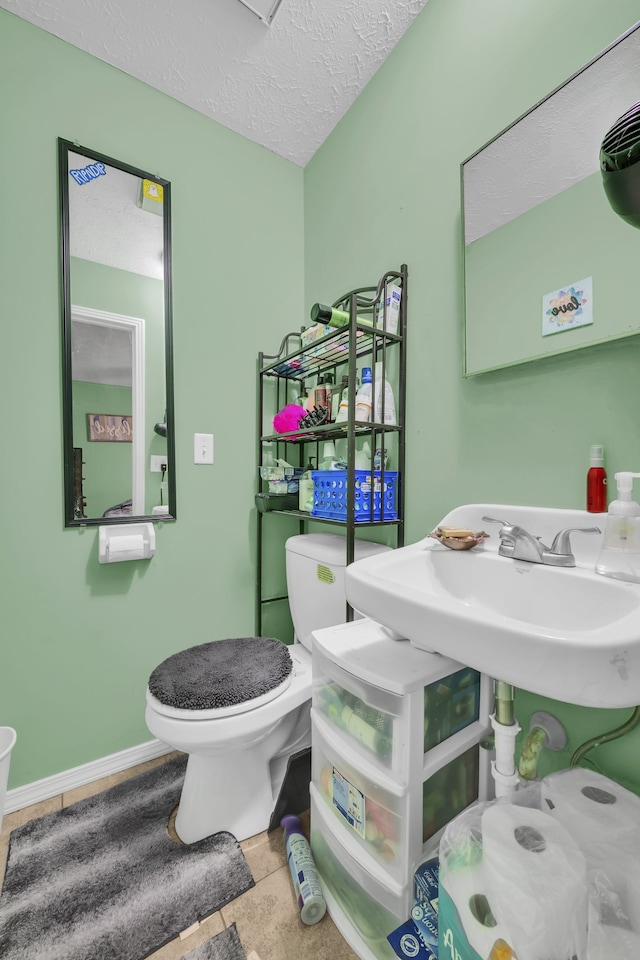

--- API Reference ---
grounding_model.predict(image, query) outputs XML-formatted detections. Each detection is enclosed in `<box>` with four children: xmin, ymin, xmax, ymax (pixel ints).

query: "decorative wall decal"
<box><xmin>542</xmin><ymin>277</ymin><xmax>592</xmax><ymax>336</ymax></box>
<box><xmin>69</xmin><ymin>161</ymin><xmax>107</xmax><ymax>185</ymax></box>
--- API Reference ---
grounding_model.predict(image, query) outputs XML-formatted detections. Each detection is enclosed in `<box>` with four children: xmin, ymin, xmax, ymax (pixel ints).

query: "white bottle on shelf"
<box><xmin>298</xmin><ymin>458</ymin><xmax>316</xmax><ymax>512</ymax></box>
<box><xmin>374</xmin><ymin>362</ymin><xmax>396</xmax><ymax>425</ymax></box>
<box><xmin>354</xmin><ymin>367</ymin><xmax>373</xmax><ymax>421</ymax></box>
<box><xmin>354</xmin><ymin>441</ymin><xmax>372</xmax><ymax>470</ymax></box>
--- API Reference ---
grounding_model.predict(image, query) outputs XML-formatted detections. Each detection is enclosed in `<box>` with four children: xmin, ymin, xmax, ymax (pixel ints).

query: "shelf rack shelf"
<box><xmin>255</xmin><ymin>265</ymin><xmax>407</xmax><ymax>636</ymax></box>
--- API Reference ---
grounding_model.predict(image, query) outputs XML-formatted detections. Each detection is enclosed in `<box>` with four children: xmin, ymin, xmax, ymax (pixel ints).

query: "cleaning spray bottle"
<box><xmin>595</xmin><ymin>471</ymin><xmax>640</xmax><ymax>583</ymax></box>
<box><xmin>281</xmin><ymin>815</ymin><xmax>326</xmax><ymax>925</ymax></box>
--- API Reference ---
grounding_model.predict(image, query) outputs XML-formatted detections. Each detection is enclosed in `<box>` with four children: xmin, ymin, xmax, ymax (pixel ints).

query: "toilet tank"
<box><xmin>285</xmin><ymin>533</ymin><xmax>390</xmax><ymax>651</ymax></box>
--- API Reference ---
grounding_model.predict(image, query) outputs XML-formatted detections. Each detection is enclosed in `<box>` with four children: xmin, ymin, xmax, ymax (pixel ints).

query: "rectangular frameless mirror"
<box><xmin>462</xmin><ymin>21</ymin><xmax>640</xmax><ymax>376</ymax></box>
<box><xmin>58</xmin><ymin>139</ymin><xmax>175</xmax><ymax>525</ymax></box>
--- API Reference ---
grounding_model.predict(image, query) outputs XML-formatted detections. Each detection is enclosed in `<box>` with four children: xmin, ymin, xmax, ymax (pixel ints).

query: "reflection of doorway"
<box><xmin>71</xmin><ymin>306</ymin><xmax>145</xmax><ymax>515</ymax></box>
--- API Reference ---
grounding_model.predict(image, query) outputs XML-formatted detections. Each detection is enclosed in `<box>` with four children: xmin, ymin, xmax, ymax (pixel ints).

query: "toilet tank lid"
<box><xmin>285</xmin><ymin>532</ymin><xmax>390</xmax><ymax>565</ymax></box>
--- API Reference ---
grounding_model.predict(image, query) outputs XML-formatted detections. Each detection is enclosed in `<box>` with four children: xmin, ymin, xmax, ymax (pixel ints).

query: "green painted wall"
<box><xmin>304</xmin><ymin>0</ymin><xmax>640</xmax><ymax>790</ymax></box>
<box><xmin>0</xmin><ymin>10</ymin><xmax>304</xmax><ymax>788</ymax></box>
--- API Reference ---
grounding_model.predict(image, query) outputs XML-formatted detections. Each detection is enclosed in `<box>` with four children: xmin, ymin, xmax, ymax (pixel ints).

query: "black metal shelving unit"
<box><xmin>256</xmin><ymin>265</ymin><xmax>407</xmax><ymax>636</ymax></box>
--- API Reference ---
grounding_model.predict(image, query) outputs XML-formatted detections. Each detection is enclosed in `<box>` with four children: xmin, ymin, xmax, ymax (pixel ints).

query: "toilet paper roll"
<box><xmin>107</xmin><ymin>534</ymin><xmax>146</xmax><ymax>562</ymax></box>
<box><xmin>542</xmin><ymin>768</ymin><xmax>640</xmax><ymax>922</ymax></box>
<box><xmin>481</xmin><ymin>803</ymin><xmax>588</xmax><ymax>960</ymax></box>
<box><xmin>547</xmin><ymin>769</ymin><xmax>640</xmax><ymax>946</ymax></box>
<box><xmin>440</xmin><ymin>858</ymin><xmax>513</xmax><ymax>959</ymax></box>
<box><xmin>542</xmin><ymin>769</ymin><xmax>640</xmax><ymax>849</ymax></box>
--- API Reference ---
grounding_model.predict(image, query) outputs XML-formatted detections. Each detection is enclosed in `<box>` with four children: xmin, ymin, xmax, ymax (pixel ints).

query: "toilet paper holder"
<box><xmin>98</xmin><ymin>523</ymin><xmax>156</xmax><ymax>563</ymax></box>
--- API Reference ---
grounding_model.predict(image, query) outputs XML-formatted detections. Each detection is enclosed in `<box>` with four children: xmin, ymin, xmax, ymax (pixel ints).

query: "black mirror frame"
<box><xmin>58</xmin><ymin>138</ymin><xmax>176</xmax><ymax>527</ymax></box>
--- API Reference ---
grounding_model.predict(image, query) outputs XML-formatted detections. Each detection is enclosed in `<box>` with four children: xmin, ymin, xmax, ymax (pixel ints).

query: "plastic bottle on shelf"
<box><xmin>354</xmin><ymin>441</ymin><xmax>372</xmax><ymax>470</ymax></box>
<box><xmin>318</xmin><ymin>441</ymin><xmax>346</xmax><ymax>471</ymax></box>
<box><xmin>374</xmin><ymin>361</ymin><xmax>397</xmax><ymax>425</ymax></box>
<box><xmin>298</xmin><ymin>458</ymin><xmax>316</xmax><ymax>512</ymax></box>
<box><xmin>334</xmin><ymin>375</ymin><xmax>349</xmax><ymax>423</ymax></box>
<box><xmin>374</xmin><ymin>447</ymin><xmax>388</xmax><ymax>470</ymax></box>
<box><xmin>281</xmin><ymin>815</ymin><xmax>326</xmax><ymax>925</ymax></box>
<box><xmin>354</xmin><ymin>367</ymin><xmax>373</xmax><ymax>421</ymax></box>
<box><xmin>310</xmin><ymin>303</ymin><xmax>372</xmax><ymax>328</ymax></box>
<box><xmin>307</xmin><ymin>373</ymin><xmax>333</xmax><ymax>419</ymax></box>
<box><xmin>295</xmin><ymin>382</ymin><xmax>308</xmax><ymax>408</ymax></box>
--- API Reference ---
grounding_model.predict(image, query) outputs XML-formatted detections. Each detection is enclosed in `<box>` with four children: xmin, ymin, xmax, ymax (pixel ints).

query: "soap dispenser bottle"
<box><xmin>595</xmin><ymin>471</ymin><xmax>640</xmax><ymax>583</ymax></box>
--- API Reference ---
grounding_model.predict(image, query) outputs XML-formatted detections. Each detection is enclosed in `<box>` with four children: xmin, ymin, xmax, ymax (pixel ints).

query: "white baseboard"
<box><xmin>5</xmin><ymin>739</ymin><xmax>174</xmax><ymax>814</ymax></box>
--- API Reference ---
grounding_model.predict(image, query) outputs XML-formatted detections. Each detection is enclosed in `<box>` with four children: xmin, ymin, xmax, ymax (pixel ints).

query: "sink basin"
<box><xmin>346</xmin><ymin>504</ymin><xmax>640</xmax><ymax>708</ymax></box>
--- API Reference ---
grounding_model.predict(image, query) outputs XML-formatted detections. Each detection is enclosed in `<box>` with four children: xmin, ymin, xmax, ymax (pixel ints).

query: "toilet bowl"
<box><xmin>145</xmin><ymin>533</ymin><xmax>389</xmax><ymax>844</ymax></box>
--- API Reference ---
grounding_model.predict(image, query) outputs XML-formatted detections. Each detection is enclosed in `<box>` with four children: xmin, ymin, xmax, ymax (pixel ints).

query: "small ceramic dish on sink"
<box><xmin>428</xmin><ymin>527</ymin><xmax>489</xmax><ymax>551</ymax></box>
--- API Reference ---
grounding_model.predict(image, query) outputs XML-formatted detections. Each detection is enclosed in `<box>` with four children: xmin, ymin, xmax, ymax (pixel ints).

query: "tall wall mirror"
<box><xmin>58</xmin><ymin>139</ymin><xmax>175</xmax><ymax>526</ymax></box>
<box><xmin>462</xmin><ymin>21</ymin><xmax>640</xmax><ymax>376</ymax></box>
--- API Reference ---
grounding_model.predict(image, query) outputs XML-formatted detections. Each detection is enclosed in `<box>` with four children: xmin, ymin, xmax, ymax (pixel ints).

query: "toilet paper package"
<box><xmin>438</xmin><ymin>782</ymin><xmax>589</xmax><ymax>960</ymax></box>
<box><xmin>541</xmin><ymin>768</ymin><xmax>640</xmax><ymax>956</ymax></box>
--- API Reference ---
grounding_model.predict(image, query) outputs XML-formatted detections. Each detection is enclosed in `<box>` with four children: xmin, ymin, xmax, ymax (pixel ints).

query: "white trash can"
<box><xmin>0</xmin><ymin>727</ymin><xmax>17</xmax><ymax>834</ymax></box>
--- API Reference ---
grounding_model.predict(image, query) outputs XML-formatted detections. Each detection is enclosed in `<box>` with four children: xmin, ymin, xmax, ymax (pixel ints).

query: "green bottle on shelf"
<box><xmin>310</xmin><ymin>303</ymin><xmax>372</xmax><ymax>328</ymax></box>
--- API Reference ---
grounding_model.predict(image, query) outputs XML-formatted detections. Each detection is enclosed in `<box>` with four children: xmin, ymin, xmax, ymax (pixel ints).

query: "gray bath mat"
<box><xmin>0</xmin><ymin>755</ymin><xmax>254</xmax><ymax>960</ymax></box>
<box><xmin>184</xmin><ymin>924</ymin><xmax>246</xmax><ymax>960</ymax></box>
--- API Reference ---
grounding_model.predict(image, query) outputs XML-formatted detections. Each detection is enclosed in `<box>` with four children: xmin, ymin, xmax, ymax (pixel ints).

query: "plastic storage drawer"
<box><xmin>311</xmin><ymin>710</ymin><xmax>419</xmax><ymax>883</ymax></box>
<box><xmin>310</xmin><ymin>784</ymin><xmax>409</xmax><ymax>960</ymax></box>
<box><xmin>312</xmin><ymin>710</ymin><xmax>485</xmax><ymax>879</ymax></box>
<box><xmin>312</xmin><ymin>644</ymin><xmax>404</xmax><ymax>776</ymax></box>
<box><xmin>312</xmin><ymin>623</ymin><xmax>486</xmax><ymax>784</ymax></box>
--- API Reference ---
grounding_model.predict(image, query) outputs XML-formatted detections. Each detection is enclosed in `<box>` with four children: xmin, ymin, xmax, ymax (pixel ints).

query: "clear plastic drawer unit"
<box><xmin>312</xmin><ymin>619</ymin><xmax>489</xmax><ymax>783</ymax></box>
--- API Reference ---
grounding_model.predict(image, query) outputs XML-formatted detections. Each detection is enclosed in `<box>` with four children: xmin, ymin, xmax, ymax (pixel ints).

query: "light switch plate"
<box><xmin>194</xmin><ymin>433</ymin><xmax>214</xmax><ymax>464</ymax></box>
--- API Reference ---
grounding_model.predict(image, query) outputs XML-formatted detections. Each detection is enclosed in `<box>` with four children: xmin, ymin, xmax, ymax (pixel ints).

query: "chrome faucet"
<box><xmin>482</xmin><ymin>516</ymin><xmax>601</xmax><ymax>567</ymax></box>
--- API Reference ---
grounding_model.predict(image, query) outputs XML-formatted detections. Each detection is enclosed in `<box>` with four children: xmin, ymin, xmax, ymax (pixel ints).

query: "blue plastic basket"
<box><xmin>310</xmin><ymin>470</ymin><xmax>398</xmax><ymax>522</ymax></box>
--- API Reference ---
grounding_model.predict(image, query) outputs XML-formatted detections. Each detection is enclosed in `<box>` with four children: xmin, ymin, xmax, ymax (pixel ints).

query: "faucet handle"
<box><xmin>550</xmin><ymin>526</ymin><xmax>601</xmax><ymax>557</ymax></box>
<box><xmin>482</xmin><ymin>515</ymin><xmax>511</xmax><ymax>528</ymax></box>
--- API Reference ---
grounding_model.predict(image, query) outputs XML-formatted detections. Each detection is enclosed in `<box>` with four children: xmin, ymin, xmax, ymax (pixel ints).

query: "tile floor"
<box><xmin>0</xmin><ymin>752</ymin><xmax>360</xmax><ymax>960</ymax></box>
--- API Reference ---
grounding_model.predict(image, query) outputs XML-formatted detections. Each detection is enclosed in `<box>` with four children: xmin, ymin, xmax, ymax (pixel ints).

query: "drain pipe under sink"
<box><xmin>491</xmin><ymin>681</ymin><xmax>521</xmax><ymax>797</ymax></box>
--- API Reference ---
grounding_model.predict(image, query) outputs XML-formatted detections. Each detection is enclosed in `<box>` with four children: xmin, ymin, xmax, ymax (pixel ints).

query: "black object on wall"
<box><xmin>601</xmin><ymin>100</ymin><xmax>640</xmax><ymax>229</ymax></box>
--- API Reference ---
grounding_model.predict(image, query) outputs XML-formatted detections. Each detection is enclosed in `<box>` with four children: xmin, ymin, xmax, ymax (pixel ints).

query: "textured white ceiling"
<box><xmin>1</xmin><ymin>0</ymin><xmax>429</xmax><ymax>166</ymax></box>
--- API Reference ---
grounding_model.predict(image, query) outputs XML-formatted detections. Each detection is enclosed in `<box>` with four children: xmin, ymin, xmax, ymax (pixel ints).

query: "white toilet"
<box><xmin>145</xmin><ymin>533</ymin><xmax>389</xmax><ymax>844</ymax></box>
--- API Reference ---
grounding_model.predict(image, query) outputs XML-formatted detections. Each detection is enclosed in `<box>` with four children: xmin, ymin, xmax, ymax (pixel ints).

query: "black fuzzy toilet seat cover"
<box><xmin>148</xmin><ymin>637</ymin><xmax>293</xmax><ymax>711</ymax></box>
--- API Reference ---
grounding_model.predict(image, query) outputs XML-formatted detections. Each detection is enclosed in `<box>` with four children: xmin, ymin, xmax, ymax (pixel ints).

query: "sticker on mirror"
<box><xmin>69</xmin><ymin>162</ymin><xmax>107</xmax><ymax>185</ymax></box>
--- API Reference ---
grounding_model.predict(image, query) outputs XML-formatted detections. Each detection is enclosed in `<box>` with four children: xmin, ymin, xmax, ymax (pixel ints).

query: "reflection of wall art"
<box><xmin>542</xmin><ymin>277</ymin><xmax>592</xmax><ymax>337</ymax></box>
<box><xmin>87</xmin><ymin>414</ymin><xmax>133</xmax><ymax>442</ymax></box>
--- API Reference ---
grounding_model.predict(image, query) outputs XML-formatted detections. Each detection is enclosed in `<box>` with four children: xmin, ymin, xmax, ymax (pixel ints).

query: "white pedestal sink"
<box><xmin>346</xmin><ymin>504</ymin><xmax>640</xmax><ymax>708</ymax></box>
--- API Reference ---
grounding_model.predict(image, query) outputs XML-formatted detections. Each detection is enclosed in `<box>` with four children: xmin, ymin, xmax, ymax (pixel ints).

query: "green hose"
<box><xmin>570</xmin><ymin>705</ymin><xmax>640</xmax><ymax>767</ymax></box>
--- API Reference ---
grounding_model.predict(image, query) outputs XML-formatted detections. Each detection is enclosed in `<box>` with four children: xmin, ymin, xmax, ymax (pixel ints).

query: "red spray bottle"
<box><xmin>587</xmin><ymin>444</ymin><xmax>607</xmax><ymax>513</ymax></box>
